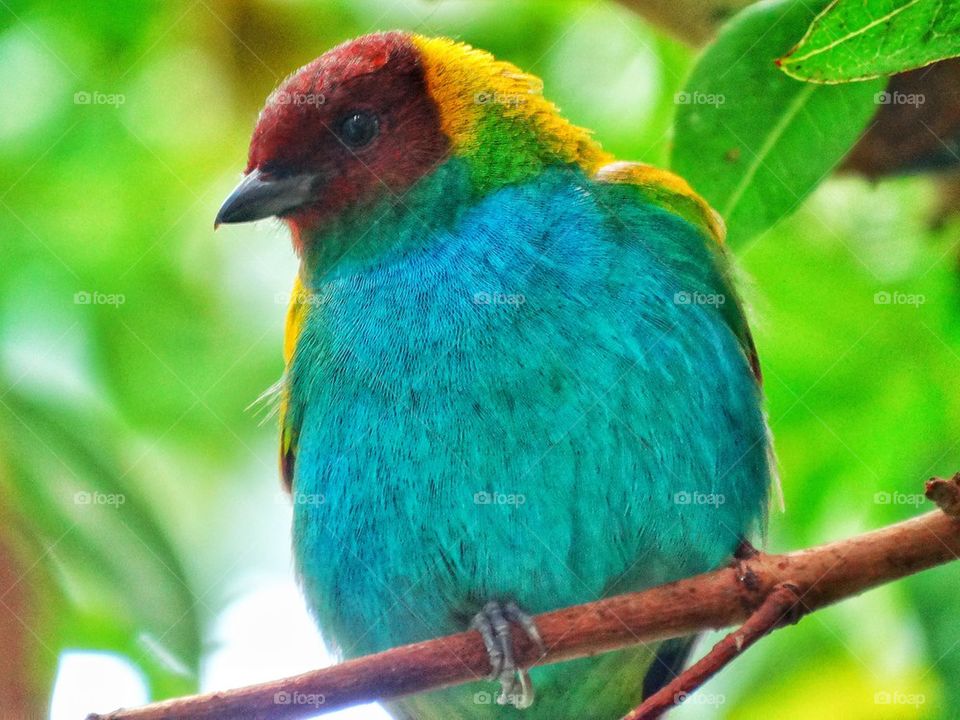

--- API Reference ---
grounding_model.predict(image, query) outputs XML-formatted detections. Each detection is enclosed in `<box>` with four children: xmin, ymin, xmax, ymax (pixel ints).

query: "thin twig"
<box><xmin>88</xmin><ymin>478</ymin><xmax>960</xmax><ymax>720</ymax></box>
<box><xmin>926</xmin><ymin>473</ymin><xmax>960</xmax><ymax>517</ymax></box>
<box><xmin>623</xmin><ymin>582</ymin><xmax>804</xmax><ymax>719</ymax></box>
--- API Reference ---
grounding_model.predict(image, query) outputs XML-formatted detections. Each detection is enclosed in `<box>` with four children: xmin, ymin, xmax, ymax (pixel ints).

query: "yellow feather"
<box><xmin>411</xmin><ymin>35</ymin><xmax>612</xmax><ymax>174</ymax></box>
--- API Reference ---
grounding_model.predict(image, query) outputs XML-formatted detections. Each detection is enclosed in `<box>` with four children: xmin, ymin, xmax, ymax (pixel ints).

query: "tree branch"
<box><xmin>622</xmin><ymin>582</ymin><xmax>804</xmax><ymax>719</ymax></box>
<box><xmin>88</xmin><ymin>476</ymin><xmax>960</xmax><ymax>720</ymax></box>
<box><xmin>927</xmin><ymin>473</ymin><xmax>960</xmax><ymax>517</ymax></box>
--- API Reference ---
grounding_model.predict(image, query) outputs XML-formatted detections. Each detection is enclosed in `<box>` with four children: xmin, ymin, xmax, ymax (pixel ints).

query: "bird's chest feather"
<box><xmin>287</xmin><ymin>175</ymin><xmax>768</xmax><ymax>654</ymax></box>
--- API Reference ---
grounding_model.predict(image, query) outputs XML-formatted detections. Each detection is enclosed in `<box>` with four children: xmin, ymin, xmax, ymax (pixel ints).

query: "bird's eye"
<box><xmin>337</xmin><ymin>110</ymin><xmax>379</xmax><ymax>149</ymax></box>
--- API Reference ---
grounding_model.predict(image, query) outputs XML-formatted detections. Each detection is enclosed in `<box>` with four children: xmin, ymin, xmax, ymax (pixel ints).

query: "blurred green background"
<box><xmin>1</xmin><ymin>1</ymin><xmax>959</xmax><ymax>718</ymax></box>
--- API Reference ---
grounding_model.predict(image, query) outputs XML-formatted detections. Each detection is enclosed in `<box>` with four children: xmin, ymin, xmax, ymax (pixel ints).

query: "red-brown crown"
<box><xmin>221</xmin><ymin>32</ymin><xmax>449</xmax><ymax>242</ymax></box>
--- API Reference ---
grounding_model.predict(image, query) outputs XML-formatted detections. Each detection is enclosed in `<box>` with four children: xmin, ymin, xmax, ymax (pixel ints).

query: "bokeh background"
<box><xmin>2</xmin><ymin>1</ymin><xmax>959</xmax><ymax>718</ymax></box>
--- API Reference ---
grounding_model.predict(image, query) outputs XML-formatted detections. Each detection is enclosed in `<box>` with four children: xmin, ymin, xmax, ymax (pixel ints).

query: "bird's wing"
<box><xmin>593</xmin><ymin>163</ymin><xmax>765</xmax><ymax>691</ymax></box>
<box><xmin>279</xmin><ymin>273</ymin><xmax>310</xmax><ymax>492</ymax></box>
<box><xmin>593</xmin><ymin>161</ymin><xmax>762</xmax><ymax>383</ymax></box>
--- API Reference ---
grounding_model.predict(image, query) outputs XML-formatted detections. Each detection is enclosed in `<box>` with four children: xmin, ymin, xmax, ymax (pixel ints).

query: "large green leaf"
<box><xmin>671</xmin><ymin>0</ymin><xmax>884</xmax><ymax>245</ymax></box>
<box><xmin>0</xmin><ymin>388</ymin><xmax>201</xmax><ymax>700</ymax></box>
<box><xmin>778</xmin><ymin>0</ymin><xmax>960</xmax><ymax>83</ymax></box>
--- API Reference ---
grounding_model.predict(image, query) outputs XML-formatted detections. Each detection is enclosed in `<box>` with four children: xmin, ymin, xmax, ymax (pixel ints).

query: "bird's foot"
<box><xmin>730</xmin><ymin>539</ymin><xmax>762</xmax><ymax>592</ymax></box>
<box><xmin>470</xmin><ymin>600</ymin><xmax>546</xmax><ymax>709</ymax></box>
<box><xmin>732</xmin><ymin>538</ymin><xmax>760</xmax><ymax>560</ymax></box>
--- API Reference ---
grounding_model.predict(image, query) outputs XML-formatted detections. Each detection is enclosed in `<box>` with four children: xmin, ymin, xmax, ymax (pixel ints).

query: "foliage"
<box><xmin>779</xmin><ymin>0</ymin><xmax>960</xmax><ymax>83</ymax></box>
<box><xmin>1</xmin><ymin>1</ymin><xmax>959</xmax><ymax>718</ymax></box>
<box><xmin>0</xmin><ymin>388</ymin><xmax>200</xmax><ymax>699</ymax></box>
<box><xmin>671</xmin><ymin>0</ymin><xmax>884</xmax><ymax>246</ymax></box>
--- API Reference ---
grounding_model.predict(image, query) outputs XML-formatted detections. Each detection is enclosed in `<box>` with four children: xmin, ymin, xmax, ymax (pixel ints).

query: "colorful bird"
<box><xmin>217</xmin><ymin>31</ymin><xmax>772</xmax><ymax>719</ymax></box>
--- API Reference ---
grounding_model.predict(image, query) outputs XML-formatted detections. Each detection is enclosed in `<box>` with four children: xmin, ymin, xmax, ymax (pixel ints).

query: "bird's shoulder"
<box><xmin>590</xmin><ymin>160</ymin><xmax>726</xmax><ymax>246</ymax></box>
<box><xmin>589</xmin><ymin>160</ymin><xmax>762</xmax><ymax>383</ymax></box>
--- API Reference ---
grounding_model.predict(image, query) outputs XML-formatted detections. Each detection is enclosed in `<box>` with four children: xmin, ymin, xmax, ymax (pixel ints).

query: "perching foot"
<box><xmin>470</xmin><ymin>600</ymin><xmax>545</xmax><ymax>708</ymax></box>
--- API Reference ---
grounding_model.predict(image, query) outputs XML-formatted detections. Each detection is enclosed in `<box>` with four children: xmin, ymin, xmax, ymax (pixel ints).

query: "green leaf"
<box><xmin>671</xmin><ymin>0</ymin><xmax>885</xmax><ymax>245</ymax></box>
<box><xmin>0</xmin><ymin>389</ymin><xmax>202</xmax><ymax>700</ymax></box>
<box><xmin>778</xmin><ymin>0</ymin><xmax>960</xmax><ymax>83</ymax></box>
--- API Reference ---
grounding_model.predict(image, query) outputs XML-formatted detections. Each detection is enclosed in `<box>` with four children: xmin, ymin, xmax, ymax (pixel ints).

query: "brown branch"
<box><xmin>626</xmin><ymin>469</ymin><xmax>960</xmax><ymax>718</ymax></box>
<box><xmin>926</xmin><ymin>472</ymin><xmax>960</xmax><ymax>516</ymax></box>
<box><xmin>623</xmin><ymin>582</ymin><xmax>804</xmax><ymax>720</ymax></box>
<box><xmin>88</xmin><ymin>477</ymin><xmax>960</xmax><ymax>720</ymax></box>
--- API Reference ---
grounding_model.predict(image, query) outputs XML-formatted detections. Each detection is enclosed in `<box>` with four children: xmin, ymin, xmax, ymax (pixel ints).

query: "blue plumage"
<box><xmin>286</xmin><ymin>159</ymin><xmax>770</xmax><ymax>717</ymax></box>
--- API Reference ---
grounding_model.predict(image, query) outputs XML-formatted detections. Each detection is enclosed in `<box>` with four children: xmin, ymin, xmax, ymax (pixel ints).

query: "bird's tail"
<box><xmin>641</xmin><ymin>634</ymin><xmax>700</xmax><ymax>699</ymax></box>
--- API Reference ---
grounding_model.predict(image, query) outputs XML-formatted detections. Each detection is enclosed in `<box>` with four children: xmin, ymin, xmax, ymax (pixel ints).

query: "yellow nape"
<box><xmin>411</xmin><ymin>35</ymin><xmax>612</xmax><ymax>175</ymax></box>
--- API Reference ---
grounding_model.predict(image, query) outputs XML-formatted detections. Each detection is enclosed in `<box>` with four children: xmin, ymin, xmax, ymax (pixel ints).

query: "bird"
<box><xmin>216</xmin><ymin>31</ymin><xmax>772</xmax><ymax>719</ymax></box>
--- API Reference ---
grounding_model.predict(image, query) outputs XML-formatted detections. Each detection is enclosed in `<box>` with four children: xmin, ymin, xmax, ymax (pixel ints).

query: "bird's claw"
<box><xmin>470</xmin><ymin>600</ymin><xmax>545</xmax><ymax>709</ymax></box>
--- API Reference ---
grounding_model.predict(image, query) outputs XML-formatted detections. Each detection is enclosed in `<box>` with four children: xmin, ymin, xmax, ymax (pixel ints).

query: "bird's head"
<box><xmin>215</xmin><ymin>31</ymin><xmax>610</xmax><ymax>252</ymax></box>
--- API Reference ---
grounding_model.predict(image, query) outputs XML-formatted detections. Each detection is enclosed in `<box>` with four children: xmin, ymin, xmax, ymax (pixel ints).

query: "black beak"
<box><xmin>214</xmin><ymin>169</ymin><xmax>318</xmax><ymax>228</ymax></box>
